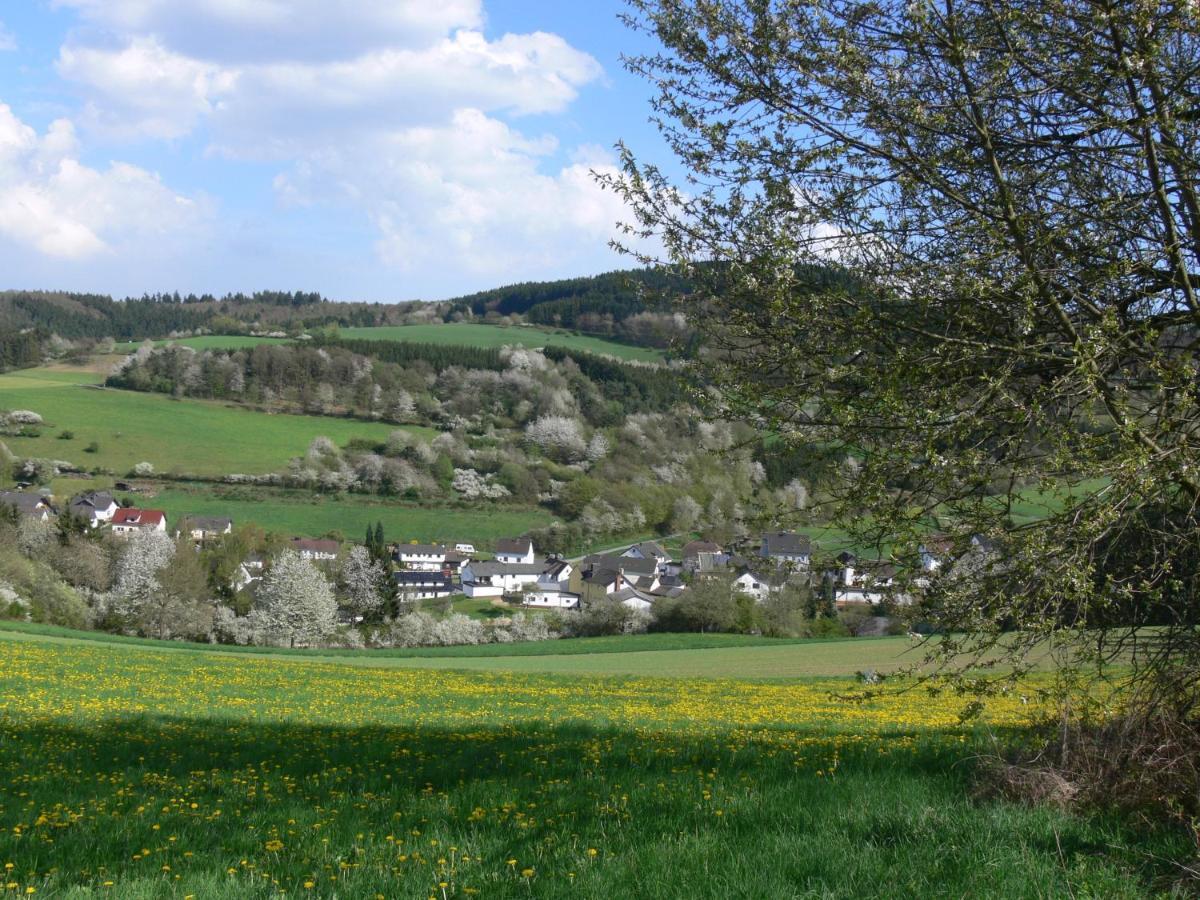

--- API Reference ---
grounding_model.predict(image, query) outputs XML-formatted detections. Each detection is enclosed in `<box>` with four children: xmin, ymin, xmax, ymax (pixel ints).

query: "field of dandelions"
<box><xmin>0</xmin><ymin>638</ymin><xmax>1185</xmax><ymax>898</ymax></box>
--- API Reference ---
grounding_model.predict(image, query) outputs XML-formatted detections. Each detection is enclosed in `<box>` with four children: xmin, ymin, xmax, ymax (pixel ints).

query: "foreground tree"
<box><xmin>254</xmin><ymin>550</ymin><xmax>337</xmax><ymax>647</ymax></box>
<box><xmin>609</xmin><ymin>0</ymin><xmax>1200</xmax><ymax>720</ymax></box>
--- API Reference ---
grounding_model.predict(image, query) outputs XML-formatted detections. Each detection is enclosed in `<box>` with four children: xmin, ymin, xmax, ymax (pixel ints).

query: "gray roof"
<box><xmin>186</xmin><ymin>516</ymin><xmax>232</xmax><ymax>531</ymax></box>
<box><xmin>583</xmin><ymin>568</ymin><xmax>621</xmax><ymax>587</ymax></box>
<box><xmin>761</xmin><ymin>531</ymin><xmax>811</xmax><ymax>557</ymax></box>
<box><xmin>0</xmin><ymin>491</ymin><xmax>51</xmax><ymax>515</ymax></box>
<box><xmin>397</xmin><ymin>543</ymin><xmax>446</xmax><ymax>555</ymax></box>
<box><xmin>69</xmin><ymin>491</ymin><xmax>116</xmax><ymax>517</ymax></box>
<box><xmin>624</xmin><ymin>541</ymin><xmax>667</xmax><ymax>559</ymax></box>
<box><xmin>464</xmin><ymin>561</ymin><xmax>544</xmax><ymax>577</ymax></box>
<box><xmin>682</xmin><ymin>540</ymin><xmax>722</xmax><ymax>559</ymax></box>
<box><xmin>583</xmin><ymin>553</ymin><xmax>657</xmax><ymax>576</ymax></box>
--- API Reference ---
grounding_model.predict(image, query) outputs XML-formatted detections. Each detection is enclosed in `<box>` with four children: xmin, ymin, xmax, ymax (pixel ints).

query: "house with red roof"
<box><xmin>110</xmin><ymin>508</ymin><xmax>168</xmax><ymax>537</ymax></box>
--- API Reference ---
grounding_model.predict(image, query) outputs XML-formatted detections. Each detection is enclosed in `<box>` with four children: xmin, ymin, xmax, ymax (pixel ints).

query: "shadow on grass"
<box><xmin>0</xmin><ymin>715</ymin><xmax>1188</xmax><ymax>898</ymax></box>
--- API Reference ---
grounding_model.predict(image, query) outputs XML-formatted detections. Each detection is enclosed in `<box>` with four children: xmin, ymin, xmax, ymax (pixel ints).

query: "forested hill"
<box><xmin>0</xmin><ymin>290</ymin><xmax>388</xmax><ymax>340</ymax></box>
<box><xmin>445</xmin><ymin>268</ymin><xmax>694</xmax><ymax>327</ymax></box>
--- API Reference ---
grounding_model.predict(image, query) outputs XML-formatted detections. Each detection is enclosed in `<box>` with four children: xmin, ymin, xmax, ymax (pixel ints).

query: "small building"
<box><xmin>0</xmin><ymin>491</ymin><xmax>55</xmax><ymax>522</ymax></box>
<box><xmin>523</xmin><ymin>559</ymin><xmax>580</xmax><ymax>609</ymax></box>
<box><xmin>621</xmin><ymin>541</ymin><xmax>670</xmax><ymax>571</ymax></box>
<box><xmin>919</xmin><ymin>535</ymin><xmax>954</xmax><ymax>572</ymax></box>
<box><xmin>760</xmin><ymin>531</ymin><xmax>811</xmax><ymax>568</ymax></box>
<box><xmin>732</xmin><ymin>568</ymin><xmax>776</xmax><ymax>602</ymax></box>
<box><xmin>395</xmin><ymin>543</ymin><xmax>448</xmax><ymax>572</ymax></box>
<box><xmin>290</xmin><ymin>538</ymin><xmax>340</xmax><ymax>561</ymax></box>
<box><xmin>494</xmin><ymin>538</ymin><xmax>535</xmax><ymax>565</ymax></box>
<box><xmin>393</xmin><ymin>570</ymin><xmax>459</xmax><ymax>601</ymax></box>
<box><xmin>110</xmin><ymin>508</ymin><xmax>168</xmax><ymax>536</ymax></box>
<box><xmin>179</xmin><ymin>516</ymin><xmax>233</xmax><ymax>542</ymax></box>
<box><xmin>460</xmin><ymin>560</ymin><xmax>544</xmax><ymax>598</ymax></box>
<box><xmin>610</xmin><ymin>586</ymin><xmax>656</xmax><ymax>612</ymax></box>
<box><xmin>68</xmin><ymin>490</ymin><xmax>120</xmax><ymax>527</ymax></box>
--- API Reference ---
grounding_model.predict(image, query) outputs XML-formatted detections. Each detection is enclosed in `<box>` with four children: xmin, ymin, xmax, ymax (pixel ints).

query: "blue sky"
<box><xmin>0</xmin><ymin>1</ymin><xmax>673</xmax><ymax>301</ymax></box>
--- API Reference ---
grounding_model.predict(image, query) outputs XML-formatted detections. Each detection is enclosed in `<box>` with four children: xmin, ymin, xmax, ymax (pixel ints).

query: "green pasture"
<box><xmin>115</xmin><ymin>335</ymin><xmax>292</xmax><ymax>352</ymax></box>
<box><xmin>340</xmin><ymin>323</ymin><xmax>666</xmax><ymax>363</ymax></box>
<box><xmin>0</xmin><ymin>367</ymin><xmax>430</xmax><ymax>478</ymax></box>
<box><xmin>0</xmin><ymin>631</ymin><xmax>1183</xmax><ymax>898</ymax></box>
<box><xmin>138</xmin><ymin>485</ymin><xmax>552</xmax><ymax>543</ymax></box>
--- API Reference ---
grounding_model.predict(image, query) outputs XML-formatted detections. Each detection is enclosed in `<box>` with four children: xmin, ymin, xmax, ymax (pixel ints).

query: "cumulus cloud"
<box><xmin>0</xmin><ymin>104</ymin><xmax>208</xmax><ymax>259</ymax></box>
<box><xmin>48</xmin><ymin>0</ymin><xmax>638</xmax><ymax>284</ymax></box>
<box><xmin>52</xmin><ymin>0</ymin><xmax>483</xmax><ymax>62</ymax></box>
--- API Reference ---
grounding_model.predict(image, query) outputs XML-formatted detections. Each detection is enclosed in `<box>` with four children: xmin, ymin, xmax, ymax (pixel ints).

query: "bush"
<box><xmin>132</xmin><ymin>461</ymin><xmax>155</xmax><ymax>477</ymax></box>
<box><xmin>84</xmin><ymin>442</ymin><xmax>100</xmax><ymax>454</ymax></box>
<box><xmin>58</xmin><ymin>430</ymin><xmax>74</xmax><ymax>440</ymax></box>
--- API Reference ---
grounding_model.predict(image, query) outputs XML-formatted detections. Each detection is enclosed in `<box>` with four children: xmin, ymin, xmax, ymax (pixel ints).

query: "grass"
<box><xmin>339</xmin><ymin>323</ymin><xmax>666</xmax><ymax>363</ymax></box>
<box><xmin>0</xmin><ymin>632</ymin><xmax>1183</xmax><ymax>898</ymax></box>
<box><xmin>0</xmin><ymin>366</ymin><xmax>431</xmax><ymax>477</ymax></box>
<box><xmin>115</xmin><ymin>336</ymin><xmax>292</xmax><ymax>352</ymax></box>
<box><xmin>137</xmin><ymin>485</ymin><xmax>552</xmax><ymax>543</ymax></box>
<box><xmin>0</xmin><ymin>620</ymin><xmax>1056</xmax><ymax>679</ymax></box>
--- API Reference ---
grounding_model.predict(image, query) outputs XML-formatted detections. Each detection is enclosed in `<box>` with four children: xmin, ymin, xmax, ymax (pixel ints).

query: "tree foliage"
<box><xmin>611</xmin><ymin>0</ymin><xmax>1200</xmax><ymax>711</ymax></box>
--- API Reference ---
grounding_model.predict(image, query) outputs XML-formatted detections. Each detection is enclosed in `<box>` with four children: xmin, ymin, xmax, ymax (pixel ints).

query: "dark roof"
<box><xmin>69</xmin><ymin>490</ymin><xmax>116</xmax><ymax>515</ymax></box>
<box><xmin>624</xmin><ymin>541</ymin><xmax>667</xmax><ymax>559</ymax></box>
<box><xmin>393</xmin><ymin>572</ymin><xmax>456</xmax><ymax>587</ymax></box>
<box><xmin>583</xmin><ymin>568</ymin><xmax>621</xmax><ymax>587</ymax></box>
<box><xmin>0</xmin><ymin>491</ymin><xmax>52</xmax><ymax>515</ymax></box>
<box><xmin>583</xmin><ymin>553</ymin><xmax>657</xmax><ymax>576</ymax></box>
<box><xmin>920</xmin><ymin>534</ymin><xmax>955</xmax><ymax>554</ymax></box>
<box><xmin>396</xmin><ymin>543</ymin><xmax>446</xmax><ymax>556</ymax></box>
<box><xmin>464</xmin><ymin>561</ymin><xmax>544</xmax><ymax>578</ymax></box>
<box><xmin>761</xmin><ymin>531</ymin><xmax>811</xmax><ymax>557</ymax></box>
<box><xmin>291</xmin><ymin>538</ymin><xmax>340</xmax><ymax>553</ymax></box>
<box><xmin>495</xmin><ymin>538</ymin><xmax>533</xmax><ymax>554</ymax></box>
<box><xmin>836</xmin><ymin>551</ymin><xmax>857</xmax><ymax>565</ymax></box>
<box><xmin>682</xmin><ymin>540</ymin><xmax>722</xmax><ymax>559</ymax></box>
<box><xmin>186</xmin><ymin>516</ymin><xmax>232</xmax><ymax>531</ymax></box>
<box><xmin>542</xmin><ymin>559</ymin><xmax>571</xmax><ymax>579</ymax></box>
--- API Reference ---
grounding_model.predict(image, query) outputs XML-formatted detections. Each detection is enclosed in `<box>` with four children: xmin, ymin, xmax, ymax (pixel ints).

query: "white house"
<box><xmin>732</xmin><ymin>569</ymin><xmax>776</xmax><ymax>602</ymax></box>
<box><xmin>621</xmin><ymin>541</ymin><xmax>670</xmax><ymax>572</ymax></box>
<box><xmin>68</xmin><ymin>490</ymin><xmax>119</xmax><ymax>527</ymax></box>
<box><xmin>393</xmin><ymin>571</ymin><xmax>459</xmax><ymax>601</ymax></box>
<box><xmin>454</xmin><ymin>543</ymin><xmax>476</xmax><ymax>554</ymax></box>
<box><xmin>523</xmin><ymin>559</ymin><xmax>580</xmax><ymax>609</ymax></box>
<box><xmin>919</xmin><ymin>535</ymin><xmax>954</xmax><ymax>572</ymax></box>
<box><xmin>494</xmin><ymin>538</ymin><xmax>535</xmax><ymax>565</ymax></box>
<box><xmin>180</xmin><ymin>516</ymin><xmax>233</xmax><ymax>542</ymax></box>
<box><xmin>610</xmin><ymin>586</ymin><xmax>655</xmax><ymax>611</ymax></box>
<box><xmin>291</xmin><ymin>538</ymin><xmax>340</xmax><ymax>561</ymax></box>
<box><xmin>110</xmin><ymin>508</ymin><xmax>167</xmax><ymax>537</ymax></box>
<box><xmin>460</xmin><ymin>560</ymin><xmax>544</xmax><ymax>598</ymax></box>
<box><xmin>395</xmin><ymin>543</ymin><xmax>448</xmax><ymax>572</ymax></box>
<box><xmin>760</xmin><ymin>531</ymin><xmax>811</xmax><ymax>568</ymax></box>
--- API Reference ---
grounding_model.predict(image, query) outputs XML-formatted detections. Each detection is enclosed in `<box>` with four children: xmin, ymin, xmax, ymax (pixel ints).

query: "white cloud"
<box><xmin>58</xmin><ymin>37</ymin><xmax>236</xmax><ymax>140</ymax></box>
<box><xmin>48</xmin><ymin>1</ymin><xmax>638</xmax><ymax>286</ymax></box>
<box><xmin>53</xmin><ymin>0</ymin><xmax>483</xmax><ymax>62</ymax></box>
<box><xmin>275</xmin><ymin>109</ymin><xmax>638</xmax><ymax>278</ymax></box>
<box><xmin>0</xmin><ymin>21</ymin><xmax>15</xmax><ymax>52</ymax></box>
<box><xmin>0</xmin><ymin>104</ymin><xmax>209</xmax><ymax>260</ymax></box>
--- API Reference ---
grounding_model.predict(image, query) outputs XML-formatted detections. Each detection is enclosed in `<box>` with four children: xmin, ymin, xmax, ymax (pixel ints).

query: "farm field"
<box><xmin>0</xmin><ymin>633</ymin><xmax>1179</xmax><ymax>898</ymax></box>
<box><xmin>340</xmin><ymin>323</ymin><xmax>666</xmax><ymax>363</ymax></box>
<box><xmin>0</xmin><ymin>366</ymin><xmax>430</xmax><ymax>477</ymax></box>
<box><xmin>115</xmin><ymin>335</ymin><xmax>292</xmax><ymax>352</ymax></box>
<box><xmin>141</xmin><ymin>486</ymin><xmax>553</xmax><ymax>544</ymax></box>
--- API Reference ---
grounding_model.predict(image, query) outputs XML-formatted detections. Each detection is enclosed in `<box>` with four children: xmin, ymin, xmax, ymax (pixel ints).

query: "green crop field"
<box><xmin>0</xmin><ymin>367</ymin><xmax>430</xmax><ymax>477</ymax></box>
<box><xmin>115</xmin><ymin>335</ymin><xmax>293</xmax><ymax>352</ymax></box>
<box><xmin>141</xmin><ymin>486</ymin><xmax>553</xmax><ymax>544</ymax></box>
<box><xmin>0</xmin><ymin>631</ymin><xmax>1179</xmax><ymax>898</ymax></box>
<box><xmin>339</xmin><ymin>323</ymin><xmax>666</xmax><ymax>363</ymax></box>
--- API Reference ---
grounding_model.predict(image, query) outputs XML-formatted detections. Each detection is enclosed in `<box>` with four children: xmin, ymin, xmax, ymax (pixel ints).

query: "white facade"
<box><xmin>494</xmin><ymin>541</ymin><xmax>535</xmax><ymax>565</ymax></box>
<box><xmin>523</xmin><ymin>589</ymin><xmax>580</xmax><ymax>609</ymax></box>
<box><xmin>396</xmin><ymin>545</ymin><xmax>447</xmax><ymax>572</ymax></box>
<box><xmin>733</xmin><ymin>571</ymin><xmax>776</xmax><ymax>602</ymax></box>
<box><xmin>460</xmin><ymin>561</ymin><xmax>543</xmax><ymax>598</ymax></box>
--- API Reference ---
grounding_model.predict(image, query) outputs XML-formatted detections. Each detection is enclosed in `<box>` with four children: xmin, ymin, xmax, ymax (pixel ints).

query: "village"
<box><xmin>0</xmin><ymin>486</ymin><xmax>970</xmax><ymax>621</ymax></box>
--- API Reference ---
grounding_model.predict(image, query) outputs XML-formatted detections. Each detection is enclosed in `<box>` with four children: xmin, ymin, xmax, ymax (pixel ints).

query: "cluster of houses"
<box><xmin>2</xmin><ymin>487</ymin><xmax>977</xmax><ymax>614</ymax></box>
<box><xmin>0</xmin><ymin>488</ymin><xmax>236</xmax><ymax>541</ymax></box>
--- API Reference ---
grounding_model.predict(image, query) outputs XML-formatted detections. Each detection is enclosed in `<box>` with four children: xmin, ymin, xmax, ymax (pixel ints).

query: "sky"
<box><xmin>0</xmin><ymin>1</ymin><xmax>674</xmax><ymax>301</ymax></box>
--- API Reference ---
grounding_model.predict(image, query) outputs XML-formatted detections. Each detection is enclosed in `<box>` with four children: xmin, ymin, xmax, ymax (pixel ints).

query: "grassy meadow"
<box><xmin>0</xmin><ymin>632</ymin><xmax>1182</xmax><ymax>898</ymax></box>
<box><xmin>339</xmin><ymin>323</ymin><xmax>666</xmax><ymax>363</ymax></box>
<box><xmin>0</xmin><ymin>367</ymin><xmax>430</xmax><ymax>478</ymax></box>
<box><xmin>140</xmin><ymin>486</ymin><xmax>552</xmax><ymax>544</ymax></box>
